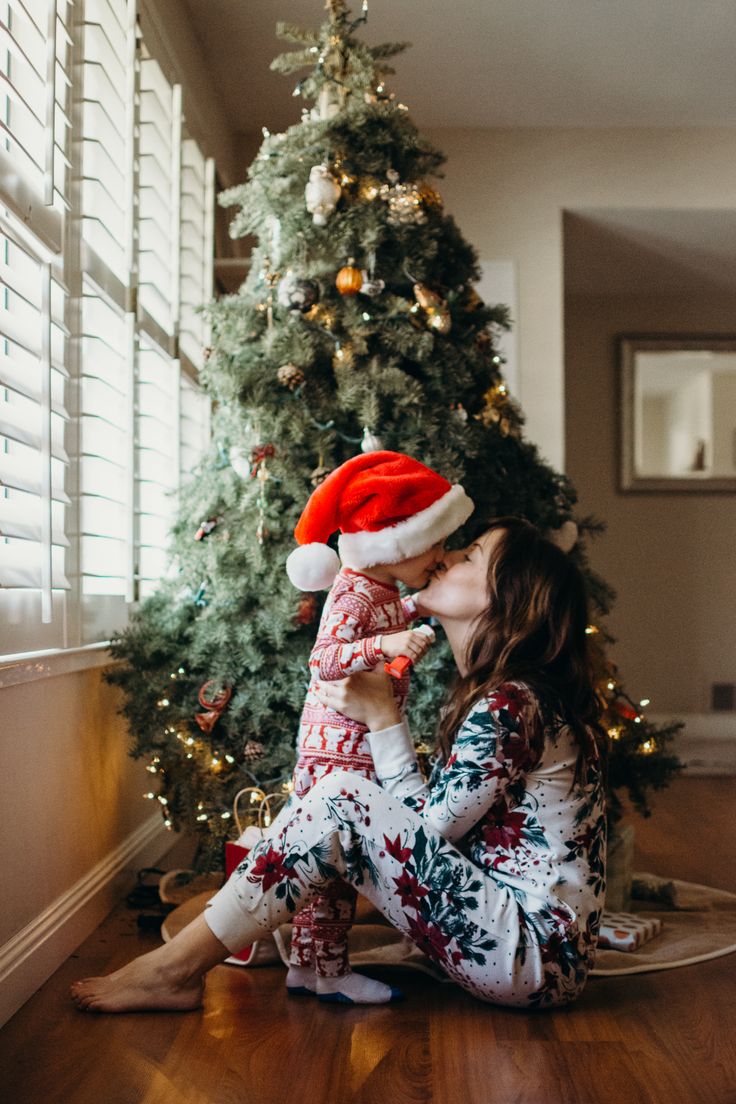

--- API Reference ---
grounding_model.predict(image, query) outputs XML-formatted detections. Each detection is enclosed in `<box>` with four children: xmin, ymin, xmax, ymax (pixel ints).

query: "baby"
<box><xmin>285</xmin><ymin>450</ymin><xmax>473</xmax><ymax>1004</ymax></box>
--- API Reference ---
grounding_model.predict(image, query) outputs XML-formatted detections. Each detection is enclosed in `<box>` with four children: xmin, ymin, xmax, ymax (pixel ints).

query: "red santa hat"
<box><xmin>286</xmin><ymin>451</ymin><xmax>474</xmax><ymax>590</ymax></box>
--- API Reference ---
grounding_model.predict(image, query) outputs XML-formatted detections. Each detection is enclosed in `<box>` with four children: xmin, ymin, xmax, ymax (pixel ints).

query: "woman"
<box><xmin>71</xmin><ymin>518</ymin><xmax>606</xmax><ymax>1012</ymax></box>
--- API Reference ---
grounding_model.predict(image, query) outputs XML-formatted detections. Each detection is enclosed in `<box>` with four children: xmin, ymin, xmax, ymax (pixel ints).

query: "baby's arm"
<box><xmin>310</xmin><ymin>593</ymin><xmax>383</xmax><ymax>680</ymax></box>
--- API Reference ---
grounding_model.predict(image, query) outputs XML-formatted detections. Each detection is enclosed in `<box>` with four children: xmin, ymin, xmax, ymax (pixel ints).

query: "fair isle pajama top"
<box><xmin>293</xmin><ymin>566</ymin><xmax>417</xmax><ymax>798</ymax></box>
<box><xmin>206</xmin><ymin>681</ymin><xmax>607</xmax><ymax>1008</ymax></box>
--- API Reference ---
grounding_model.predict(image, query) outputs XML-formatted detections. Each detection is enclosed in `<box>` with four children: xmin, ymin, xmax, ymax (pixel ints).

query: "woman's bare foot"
<box><xmin>70</xmin><ymin>946</ymin><xmax>204</xmax><ymax>1014</ymax></box>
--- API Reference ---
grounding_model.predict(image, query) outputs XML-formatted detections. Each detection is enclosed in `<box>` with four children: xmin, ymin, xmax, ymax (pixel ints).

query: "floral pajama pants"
<box><xmin>205</xmin><ymin>771</ymin><xmax>589</xmax><ymax>1007</ymax></box>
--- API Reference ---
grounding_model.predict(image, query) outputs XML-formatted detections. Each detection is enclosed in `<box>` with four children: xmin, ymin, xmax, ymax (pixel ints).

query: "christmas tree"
<box><xmin>107</xmin><ymin>0</ymin><xmax>681</xmax><ymax>871</ymax></box>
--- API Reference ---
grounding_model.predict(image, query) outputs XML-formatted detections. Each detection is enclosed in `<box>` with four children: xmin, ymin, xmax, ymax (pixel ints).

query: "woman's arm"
<box><xmin>315</xmin><ymin>675</ymin><xmax>540</xmax><ymax>846</ymax></box>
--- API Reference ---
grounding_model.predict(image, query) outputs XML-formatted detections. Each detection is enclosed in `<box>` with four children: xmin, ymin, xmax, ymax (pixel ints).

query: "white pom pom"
<box><xmin>548</xmin><ymin>520</ymin><xmax>579</xmax><ymax>554</ymax></box>
<box><xmin>286</xmin><ymin>543</ymin><xmax>340</xmax><ymax>590</ymax></box>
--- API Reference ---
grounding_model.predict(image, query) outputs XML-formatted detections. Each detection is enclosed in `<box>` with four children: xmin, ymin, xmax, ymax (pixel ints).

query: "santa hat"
<box><xmin>286</xmin><ymin>451</ymin><xmax>474</xmax><ymax>591</ymax></box>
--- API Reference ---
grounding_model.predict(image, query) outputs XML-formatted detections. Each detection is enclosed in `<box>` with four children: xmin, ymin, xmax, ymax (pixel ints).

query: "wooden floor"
<box><xmin>1</xmin><ymin>776</ymin><xmax>735</xmax><ymax>1104</ymax></box>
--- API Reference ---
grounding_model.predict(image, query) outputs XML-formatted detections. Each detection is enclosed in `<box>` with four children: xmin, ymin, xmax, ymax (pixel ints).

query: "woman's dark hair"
<box><xmin>436</xmin><ymin>517</ymin><xmax>604</xmax><ymax>777</ymax></box>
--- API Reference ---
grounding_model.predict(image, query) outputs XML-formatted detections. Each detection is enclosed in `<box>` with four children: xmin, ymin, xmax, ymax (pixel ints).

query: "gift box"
<box><xmin>222</xmin><ymin>788</ymin><xmax>288</xmax><ymax>967</ymax></box>
<box><xmin>598</xmin><ymin>910</ymin><xmax>663</xmax><ymax>952</ymax></box>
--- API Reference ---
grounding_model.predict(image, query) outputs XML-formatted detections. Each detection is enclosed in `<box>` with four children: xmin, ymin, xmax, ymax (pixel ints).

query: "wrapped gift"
<box><xmin>222</xmin><ymin>788</ymin><xmax>287</xmax><ymax>967</ymax></box>
<box><xmin>598</xmin><ymin>910</ymin><xmax>663</xmax><ymax>952</ymax></box>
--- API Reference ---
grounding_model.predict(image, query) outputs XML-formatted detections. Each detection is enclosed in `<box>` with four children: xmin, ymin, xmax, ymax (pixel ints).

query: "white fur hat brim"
<box><xmin>338</xmin><ymin>484</ymin><xmax>474</xmax><ymax>568</ymax></box>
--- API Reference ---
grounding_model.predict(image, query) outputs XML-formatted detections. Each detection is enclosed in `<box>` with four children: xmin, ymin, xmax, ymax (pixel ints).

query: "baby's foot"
<box><xmin>286</xmin><ymin>964</ymin><xmax>317</xmax><ymax>996</ymax></box>
<box><xmin>317</xmin><ymin>970</ymin><xmax>403</xmax><ymax>1005</ymax></box>
<box><xmin>70</xmin><ymin>947</ymin><xmax>204</xmax><ymax>1014</ymax></box>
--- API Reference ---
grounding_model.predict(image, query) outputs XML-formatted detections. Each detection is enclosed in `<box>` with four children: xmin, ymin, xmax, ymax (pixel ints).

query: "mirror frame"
<box><xmin>618</xmin><ymin>333</ymin><xmax>736</xmax><ymax>493</ymax></box>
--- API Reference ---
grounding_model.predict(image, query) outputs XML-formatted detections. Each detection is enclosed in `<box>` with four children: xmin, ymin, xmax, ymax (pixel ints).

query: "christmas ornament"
<box><xmin>194</xmin><ymin>517</ymin><xmax>218</xmax><ymax>541</ymax></box>
<box><xmin>194</xmin><ymin>681</ymin><xmax>232</xmax><ymax>734</ymax></box>
<box><xmin>417</xmin><ymin>181</ymin><xmax>443</xmax><ymax>210</ymax></box>
<box><xmin>412</xmin><ymin>283</ymin><xmax>452</xmax><ymax>335</ymax></box>
<box><xmin>360</xmin><ymin>271</ymin><xmax>385</xmax><ymax>297</ymax></box>
<box><xmin>277</xmin><ymin>272</ymin><xmax>319</xmax><ymax>313</ymax></box>
<box><xmin>202</xmin><ymin>346</ymin><xmax>213</xmax><ymax>361</ymax></box>
<box><xmin>358</xmin><ymin>175</ymin><xmax>381</xmax><ymax>202</ymax></box>
<box><xmin>305</xmin><ymin>164</ymin><xmax>341</xmax><ymax>226</ymax></box>
<box><xmin>249</xmin><ymin>443</ymin><xmax>276</xmax><ymax>477</ymax></box>
<box><xmin>379</xmin><ymin>171</ymin><xmax>427</xmax><ymax>226</ymax></box>
<box><xmin>360</xmin><ymin>426</ymin><xmax>383</xmax><ymax>452</ymax></box>
<box><xmin>612</xmin><ymin>699</ymin><xmax>640</xmax><ymax>722</ymax></box>
<box><xmin>336</xmin><ymin>260</ymin><xmax>363</xmax><ymax>296</ymax></box>
<box><xmin>310</xmin><ymin>461</ymin><xmax>332</xmax><ymax>487</ymax></box>
<box><xmin>451</xmin><ymin>403</ymin><xmax>468</xmax><ymax>424</ymax></box>
<box><xmin>243</xmin><ymin>739</ymin><xmax>265</xmax><ymax>762</ymax></box>
<box><xmin>229</xmin><ymin>447</ymin><xmax>251</xmax><ymax>479</ymax></box>
<box><xmin>294</xmin><ymin>593</ymin><xmax>319</xmax><ymax>625</ymax></box>
<box><xmin>277</xmin><ymin>363</ymin><xmax>305</xmax><ymax>391</ymax></box>
<box><xmin>304</xmin><ymin>302</ymin><xmax>337</xmax><ymax>330</ymax></box>
<box><xmin>548</xmin><ymin>520</ymin><xmax>579</xmax><ymax>554</ymax></box>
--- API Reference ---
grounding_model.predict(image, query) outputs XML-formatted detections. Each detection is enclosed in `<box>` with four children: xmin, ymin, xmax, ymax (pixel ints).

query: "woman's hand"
<box><xmin>313</xmin><ymin>668</ymin><xmax>401</xmax><ymax>732</ymax></box>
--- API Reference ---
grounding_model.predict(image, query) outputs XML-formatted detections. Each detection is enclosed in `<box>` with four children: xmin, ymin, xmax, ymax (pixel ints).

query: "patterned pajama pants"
<box><xmin>205</xmin><ymin>771</ymin><xmax>589</xmax><ymax>1007</ymax></box>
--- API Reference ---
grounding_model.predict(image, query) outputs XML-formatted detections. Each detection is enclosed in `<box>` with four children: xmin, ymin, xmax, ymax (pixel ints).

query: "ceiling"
<box><xmin>564</xmin><ymin>209</ymin><xmax>736</xmax><ymax>296</ymax></box>
<box><xmin>182</xmin><ymin>0</ymin><xmax>736</xmax><ymax>134</ymax></box>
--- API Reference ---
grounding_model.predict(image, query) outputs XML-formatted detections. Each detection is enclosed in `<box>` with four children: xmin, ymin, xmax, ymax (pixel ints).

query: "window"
<box><xmin>0</xmin><ymin>0</ymin><xmax>214</xmax><ymax>659</ymax></box>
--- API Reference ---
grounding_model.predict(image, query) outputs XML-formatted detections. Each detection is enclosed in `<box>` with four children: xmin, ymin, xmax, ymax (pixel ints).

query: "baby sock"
<box><xmin>314</xmin><ymin>929</ymin><xmax>403</xmax><ymax>1004</ymax></box>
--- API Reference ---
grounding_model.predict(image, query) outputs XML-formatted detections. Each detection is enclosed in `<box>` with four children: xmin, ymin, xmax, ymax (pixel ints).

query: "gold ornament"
<box><xmin>412</xmin><ymin>283</ymin><xmax>451</xmax><ymax>335</ymax></box>
<box><xmin>358</xmin><ymin>175</ymin><xmax>382</xmax><ymax>201</ymax></box>
<box><xmin>304</xmin><ymin>303</ymin><xmax>337</xmax><ymax>330</ymax></box>
<box><xmin>413</xmin><ymin>283</ymin><xmax>443</xmax><ymax>311</ymax></box>
<box><xmin>427</xmin><ymin>305</ymin><xmax>452</xmax><ymax>335</ymax></box>
<box><xmin>336</xmin><ymin>260</ymin><xmax>363</xmax><ymax>296</ymax></box>
<box><xmin>416</xmin><ymin>181</ymin><xmax>443</xmax><ymax>210</ymax></box>
<box><xmin>276</xmin><ymin>363</ymin><xmax>305</xmax><ymax>390</ymax></box>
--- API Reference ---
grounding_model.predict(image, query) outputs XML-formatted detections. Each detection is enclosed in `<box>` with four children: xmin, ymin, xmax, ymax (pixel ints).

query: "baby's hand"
<box><xmin>380</xmin><ymin>628</ymin><xmax>433</xmax><ymax>664</ymax></box>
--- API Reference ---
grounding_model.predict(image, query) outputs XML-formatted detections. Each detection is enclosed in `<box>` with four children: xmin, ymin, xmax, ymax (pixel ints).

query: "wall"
<box><xmin>0</xmin><ymin>2</ymin><xmax>232</xmax><ymax>1027</ymax></box>
<box><xmin>419</xmin><ymin>127</ymin><xmax>736</xmax><ymax>470</ymax></box>
<box><xmin>564</xmin><ymin>291</ymin><xmax>736</xmax><ymax>715</ymax></box>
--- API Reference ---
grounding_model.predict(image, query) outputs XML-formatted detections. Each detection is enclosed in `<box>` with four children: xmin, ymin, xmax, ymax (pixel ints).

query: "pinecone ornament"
<box><xmin>277</xmin><ymin>363</ymin><xmax>305</xmax><ymax>391</ymax></box>
<box><xmin>243</xmin><ymin>739</ymin><xmax>265</xmax><ymax>762</ymax></box>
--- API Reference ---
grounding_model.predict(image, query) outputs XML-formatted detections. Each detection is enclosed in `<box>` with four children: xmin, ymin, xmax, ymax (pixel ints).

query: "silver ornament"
<box><xmin>360</xmin><ymin>426</ymin><xmax>384</xmax><ymax>453</ymax></box>
<box><xmin>305</xmin><ymin>164</ymin><xmax>341</xmax><ymax>226</ymax></box>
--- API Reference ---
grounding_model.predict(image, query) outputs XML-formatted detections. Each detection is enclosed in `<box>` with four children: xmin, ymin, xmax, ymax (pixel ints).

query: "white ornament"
<box><xmin>305</xmin><ymin>165</ymin><xmax>341</xmax><ymax>226</ymax></box>
<box><xmin>360</xmin><ymin>426</ymin><xmax>384</xmax><ymax>453</ymax></box>
<box><xmin>229</xmin><ymin>446</ymin><xmax>251</xmax><ymax>479</ymax></box>
<box><xmin>360</xmin><ymin>270</ymin><xmax>385</xmax><ymax>297</ymax></box>
<box><xmin>548</xmin><ymin>520</ymin><xmax>579</xmax><ymax>554</ymax></box>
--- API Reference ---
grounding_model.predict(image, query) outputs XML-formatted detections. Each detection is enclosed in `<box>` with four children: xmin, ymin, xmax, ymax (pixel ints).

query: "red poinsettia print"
<box><xmin>247</xmin><ymin>846</ymin><xmax>298</xmax><ymax>892</ymax></box>
<box><xmin>482</xmin><ymin>809</ymin><xmax>527</xmax><ymax>850</ymax></box>
<box><xmin>382</xmin><ymin>832</ymin><xmax>413</xmax><ymax>865</ymax></box>
<box><xmin>406</xmin><ymin>913</ymin><xmax>453</xmax><ymax>963</ymax></box>
<box><xmin>392</xmin><ymin>870</ymin><xmax>429</xmax><ymax>908</ymax></box>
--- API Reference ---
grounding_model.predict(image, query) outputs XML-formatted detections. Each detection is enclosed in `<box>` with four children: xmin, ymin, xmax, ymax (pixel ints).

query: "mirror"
<box><xmin>619</xmin><ymin>335</ymin><xmax>736</xmax><ymax>492</ymax></box>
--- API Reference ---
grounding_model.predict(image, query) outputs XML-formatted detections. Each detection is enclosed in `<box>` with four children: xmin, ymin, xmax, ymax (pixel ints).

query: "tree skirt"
<box><xmin>160</xmin><ymin>872</ymin><xmax>736</xmax><ymax>980</ymax></box>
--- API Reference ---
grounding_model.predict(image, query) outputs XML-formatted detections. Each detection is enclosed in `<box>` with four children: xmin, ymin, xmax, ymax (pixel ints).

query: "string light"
<box><xmin>607</xmin><ymin>681</ymin><xmax>616</xmax><ymax>691</ymax></box>
<box><xmin>585</xmin><ymin>625</ymin><xmax>598</xmax><ymax>635</ymax></box>
<box><xmin>156</xmin><ymin>697</ymin><xmax>170</xmax><ymax>708</ymax></box>
<box><xmin>144</xmin><ymin>791</ymin><xmax>155</xmax><ymax>800</ymax></box>
<box><xmin>608</xmin><ymin>727</ymin><xmax>623</xmax><ymax>741</ymax></box>
<box><xmin>640</xmin><ymin>698</ymin><xmax>651</xmax><ymax>707</ymax></box>
<box><xmin>196</xmin><ymin>813</ymin><xmax>208</xmax><ymax>822</ymax></box>
<box><xmin>639</xmin><ymin>739</ymin><xmax>655</xmax><ymax>754</ymax></box>
<box><xmin>221</xmin><ymin>811</ymin><xmax>231</xmax><ymax>819</ymax></box>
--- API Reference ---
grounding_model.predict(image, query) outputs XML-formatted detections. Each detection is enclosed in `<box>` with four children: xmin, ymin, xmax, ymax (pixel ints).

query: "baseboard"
<box><xmin>0</xmin><ymin>813</ymin><xmax>174</xmax><ymax>1028</ymax></box>
<box><xmin>651</xmin><ymin>712</ymin><xmax>736</xmax><ymax>775</ymax></box>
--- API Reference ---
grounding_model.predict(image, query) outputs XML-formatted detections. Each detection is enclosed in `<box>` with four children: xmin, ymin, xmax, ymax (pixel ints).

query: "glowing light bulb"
<box><xmin>144</xmin><ymin>792</ymin><xmax>155</xmax><ymax>800</ymax></box>
<box><xmin>607</xmin><ymin>681</ymin><xmax>616</xmax><ymax>691</ymax></box>
<box><xmin>640</xmin><ymin>698</ymin><xmax>650</xmax><ymax>707</ymax></box>
<box><xmin>221</xmin><ymin>811</ymin><xmax>231</xmax><ymax>819</ymax></box>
